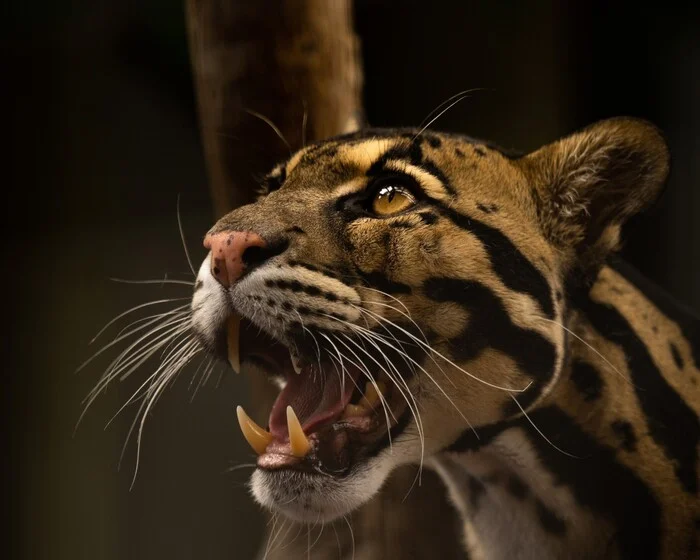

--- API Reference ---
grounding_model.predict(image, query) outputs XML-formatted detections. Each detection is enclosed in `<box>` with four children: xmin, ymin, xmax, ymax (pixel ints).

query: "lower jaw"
<box><xmin>249</xmin><ymin>406</ymin><xmax>414</xmax><ymax>523</ymax></box>
<box><xmin>250</xmin><ymin>448</ymin><xmax>394</xmax><ymax>524</ymax></box>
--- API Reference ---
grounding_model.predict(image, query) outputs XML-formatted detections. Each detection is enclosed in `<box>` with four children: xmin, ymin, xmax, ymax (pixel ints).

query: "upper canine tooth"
<box><xmin>236</xmin><ymin>405</ymin><xmax>273</xmax><ymax>455</ymax></box>
<box><xmin>227</xmin><ymin>314</ymin><xmax>241</xmax><ymax>374</ymax></box>
<box><xmin>360</xmin><ymin>380</ymin><xmax>386</xmax><ymax>409</ymax></box>
<box><xmin>286</xmin><ymin>406</ymin><xmax>311</xmax><ymax>458</ymax></box>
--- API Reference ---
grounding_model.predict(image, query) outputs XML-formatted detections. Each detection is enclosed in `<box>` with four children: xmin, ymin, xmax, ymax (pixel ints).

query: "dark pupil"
<box><xmin>386</xmin><ymin>187</ymin><xmax>395</xmax><ymax>202</ymax></box>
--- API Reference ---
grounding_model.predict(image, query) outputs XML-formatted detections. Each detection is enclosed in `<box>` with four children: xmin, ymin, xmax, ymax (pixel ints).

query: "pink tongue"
<box><xmin>268</xmin><ymin>365</ymin><xmax>359</xmax><ymax>439</ymax></box>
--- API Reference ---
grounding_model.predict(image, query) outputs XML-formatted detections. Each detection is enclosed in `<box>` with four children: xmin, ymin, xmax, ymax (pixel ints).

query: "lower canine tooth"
<box><xmin>236</xmin><ymin>405</ymin><xmax>273</xmax><ymax>455</ymax></box>
<box><xmin>343</xmin><ymin>403</ymin><xmax>367</xmax><ymax>418</ymax></box>
<box><xmin>286</xmin><ymin>406</ymin><xmax>311</xmax><ymax>458</ymax></box>
<box><xmin>227</xmin><ymin>314</ymin><xmax>241</xmax><ymax>374</ymax></box>
<box><xmin>360</xmin><ymin>380</ymin><xmax>386</xmax><ymax>408</ymax></box>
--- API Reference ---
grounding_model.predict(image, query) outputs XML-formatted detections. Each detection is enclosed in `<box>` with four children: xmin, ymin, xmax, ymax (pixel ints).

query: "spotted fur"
<box><xmin>192</xmin><ymin>118</ymin><xmax>699</xmax><ymax>558</ymax></box>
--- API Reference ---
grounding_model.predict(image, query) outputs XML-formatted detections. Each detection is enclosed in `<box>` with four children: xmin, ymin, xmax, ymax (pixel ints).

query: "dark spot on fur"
<box><xmin>474</xmin><ymin>146</ymin><xmax>486</xmax><ymax>157</ymax></box>
<box><xmin>611</xmin><ymin>420</ymin><xmax>638</xmax><ymax>452</ymax></box>
<box><xmin>506</xmin><ymin>475</ymin><xmax>529</xmax><ymax>500</ymax></box>
<box><xmin>476</xmin><ymin>202</ymin><xmax>499</xmax><ymax>214</ymax></box>
<box><xmin>482</xmin><ymin>472</ymin><xmax>503</xmax><ymax>485</ymax></box>
<box><xmin>418</xmin><ymin>211</ymin><xmax>438</xmax><ymax>225</ymax></box>
<box><xmin>570</xmin><ymin>359</ymin><xmax>603</xmax><ymax>401</ymax></box>
<box><xmin>425</xmin><ymin>134</ymin><xmax>442</xmax><ymax>148</ymax></box>
<box><xmin>455</xmin><ymin>147</ymin><xmax>465</xmax><ymax>158</ymax></box>
<box><xmin>536</xmin><ymin>500</ymin><xmax>567</xmax><ymax>535</ymax></box>
<box><xmin>322</xmin><ymin>146</ymin><xmax>339</xmax><ymax>159</ymax></box>
<box><xmin>194</xmin><ymin>280</ymin><xmax>203</xmax><ymax>292</ymax></box>
<box><xmin>670</xmin><ymin>342</ymin><xmax>684</xmax><ymax>369</ymax></box>
<box><xmin>389</xmin><ymin>220</ymin><xmax>413</xmax><ymax>229</ymax></box>
<box><xmin>469</xmin><ymin>475</ymin><xmax>485</xmax><ymax>510</ymax></box>
<box><xmin>287</xmin><ymin>226</ymin><xmax>305</xmax><ymax>234</ymax></box>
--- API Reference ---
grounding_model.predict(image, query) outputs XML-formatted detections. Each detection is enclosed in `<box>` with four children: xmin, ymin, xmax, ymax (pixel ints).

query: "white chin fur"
<box><xmin>250</xmin><ymin>460</ymin><xmax>392</xmax><ymax>523</ymax></box>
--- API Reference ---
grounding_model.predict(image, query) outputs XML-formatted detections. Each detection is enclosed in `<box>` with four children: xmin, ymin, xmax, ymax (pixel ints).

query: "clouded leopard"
<box><xmin>188</xmin><ymin>118</ymin><xmax>699</xmax><ymax>559</ymax></box>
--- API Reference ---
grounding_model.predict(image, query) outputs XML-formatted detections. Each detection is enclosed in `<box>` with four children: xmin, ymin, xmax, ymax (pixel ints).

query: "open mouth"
<box><xmin>227</xmin><ymin>314</ymin><xmax>403</xmax><ymax>476</ymax></box>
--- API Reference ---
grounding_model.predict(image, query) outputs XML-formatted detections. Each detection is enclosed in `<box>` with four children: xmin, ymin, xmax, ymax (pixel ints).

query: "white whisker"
<box><xmin>110</xmin><ymin>277</ymin><xmax>195</xmax><ymax>287</ymax></box>
<box><xmin>244</xmin><ymin>108</ymin><xmax>292</xmax><ymax>156</ymax></box>
<box><xmin>89</xmin><ymin>297</ymin><xmax>190</xmax><ymax>344</ymax></box>
<box><xmin>412</xmin><ymin>88</ymin><xmax>487</xmax><ymax>141</ymax></box>
<box><xmin>176</xmin><ymin>194</ymin><xmax>197</xmax><ymax>277</ymax></box>
<box><xmin>359</xmin><ymin>306</ymin><xmax>531</xmax><ymax>393</ymax></box>
<box><xmin>535</xmin><ymin>316</ymin><xmax>632</xmax><ymax>385</ymax></box>
<box><xmin>509</xmin><ymin>394</ymin><xmax>580</xmax><ymax>459</ymax></box>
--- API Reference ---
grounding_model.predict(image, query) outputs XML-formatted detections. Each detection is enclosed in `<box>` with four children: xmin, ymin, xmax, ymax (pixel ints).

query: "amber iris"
<box><xmin>371</xmin><ymin>185</ymin><xmax>416</xmax><ymax>215</ymax></box>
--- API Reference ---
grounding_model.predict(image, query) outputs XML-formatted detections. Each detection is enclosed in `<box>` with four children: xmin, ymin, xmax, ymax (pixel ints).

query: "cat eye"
<box><xmin>371</xmin><ymin>185</ymin><xmax>417</xmax><ymax>216</ymax></box>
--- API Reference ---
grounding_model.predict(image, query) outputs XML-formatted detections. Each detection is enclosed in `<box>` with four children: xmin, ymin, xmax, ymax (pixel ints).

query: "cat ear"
<box><xmin>521</xmin><ymin>118</ymin><xmax>669</xmax><ymax>272</ymax></box>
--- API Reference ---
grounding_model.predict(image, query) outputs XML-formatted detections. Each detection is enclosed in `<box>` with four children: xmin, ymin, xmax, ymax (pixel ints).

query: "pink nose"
<box><xmin>203</xmin><ymin>231</ymin><xmax>267</xmax><ymax>287</ymax></box>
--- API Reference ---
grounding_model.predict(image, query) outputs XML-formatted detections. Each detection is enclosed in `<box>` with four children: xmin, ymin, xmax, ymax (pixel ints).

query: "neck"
<box><xmin>431</xmin><ymin>262</ymin><xmax>677</xmax><ymax>560</ymax></box>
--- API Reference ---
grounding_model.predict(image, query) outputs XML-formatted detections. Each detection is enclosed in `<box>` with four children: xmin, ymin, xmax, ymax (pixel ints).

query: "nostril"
<box><xmin>242</xmin><ymin>237</ymin><xmax>289</xmax><ymax>272</ymax></box>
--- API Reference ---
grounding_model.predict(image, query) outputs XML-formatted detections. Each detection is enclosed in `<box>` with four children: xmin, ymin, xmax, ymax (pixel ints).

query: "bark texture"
<box><xmin>186</xmin><ymin>0</ymin><xmax>363</xmax><ymax>216</ymax></box>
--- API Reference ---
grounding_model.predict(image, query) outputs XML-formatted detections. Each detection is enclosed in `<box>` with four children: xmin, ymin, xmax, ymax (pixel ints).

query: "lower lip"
<box><xmin>257</xmin><ymin>417</ymin><xmax>375</xmax><ymax>472</ymax></box>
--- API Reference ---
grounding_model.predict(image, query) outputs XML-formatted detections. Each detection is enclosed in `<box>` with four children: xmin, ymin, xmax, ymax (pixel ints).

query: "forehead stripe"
<box><xmin>382</xmin><ymin>160</ymin><xmax>454</xmax><ymax>200</ymax></box>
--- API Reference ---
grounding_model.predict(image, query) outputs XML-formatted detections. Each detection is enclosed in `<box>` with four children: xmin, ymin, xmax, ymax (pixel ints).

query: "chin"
<box><xmin>250</xmin><ymin>459</ymin><xmax>393</xmax><ymax>523</ymax></box>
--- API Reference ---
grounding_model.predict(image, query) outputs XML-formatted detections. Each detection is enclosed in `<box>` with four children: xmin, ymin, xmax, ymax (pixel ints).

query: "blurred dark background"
<box><xmin>6</xmin><ymin>1</ymin><xmax>699</xmax><ymax>559</ymax></box>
